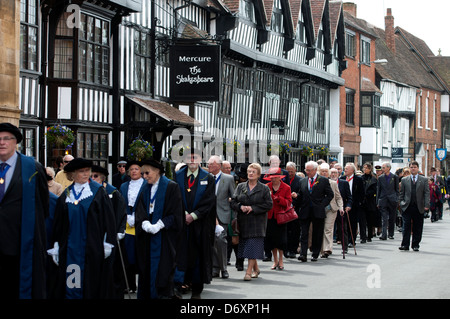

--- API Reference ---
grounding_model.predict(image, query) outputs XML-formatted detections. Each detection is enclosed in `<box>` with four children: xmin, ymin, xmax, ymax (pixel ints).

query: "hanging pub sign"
<box><xmin>170</xmin><ymin>45</ymin><xmax>221</xmax><ymax>102</ymax></box>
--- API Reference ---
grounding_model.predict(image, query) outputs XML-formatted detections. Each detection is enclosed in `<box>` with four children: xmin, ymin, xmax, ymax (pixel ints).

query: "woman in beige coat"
<box><xmin>318</xmin><ymin>163</ymin><xmax>343</xmax><ymax>258</ymax></box>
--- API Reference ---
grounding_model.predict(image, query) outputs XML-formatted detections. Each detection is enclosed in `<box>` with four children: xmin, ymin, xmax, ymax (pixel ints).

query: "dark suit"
<box><xmin>297</xmin><ymin>175</ymin><xmax>334</xmax><ymax>259</ymax></box>
<box><xmin>340</xmin><ymin>174</ymin><xmax>365</xmax><ymax>243</ymax></box>
<box><xmin>376</xmin><ymin>172</ymin><xmax>399</xmax><ymax>239</ymax></box>
<box><xmin>286</xmin><ymin>175</ymin><xmax>303</xmax><ymax>256</ymax></box>
<box><xmin>399</xmin><ymin>175</ymin><xmax>430</xmax><ymax>249</ymax></box>
<box><xmin>335</xmin><ymin>178</ymin><xmax>352</xmax><ymax>248</ymax></box>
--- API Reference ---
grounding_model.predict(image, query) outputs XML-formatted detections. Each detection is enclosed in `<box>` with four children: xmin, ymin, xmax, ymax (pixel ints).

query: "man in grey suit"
<box><xmin>376</xmin><ymin>162</ymin><xmax>400</xmax><ymax>240</ymax></box>
<box><xmin>399</xmin><ymin>161</ymin><xmax>430</xmax><ymax>251</ymax></box>
<box><xmin>208</xmin><ymin>156</ymin><xmax>236</xmax><ymax>278</ymax></box>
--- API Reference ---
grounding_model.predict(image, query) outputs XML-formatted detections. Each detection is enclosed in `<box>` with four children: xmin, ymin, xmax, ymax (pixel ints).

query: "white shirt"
<box><xmin>346</xmin><ymin>174</ymin><xmax>354</xmax><ymax>194</ymax></box>
<box><xmin>65</xmin><ymin>181</ymin><xmax>93</xmax><ymax>204</ymax></box>
<box><xmin>213</xmin><ymin>171</ymin><xmax>222</xmax><ymax>195</ymax></box>
<box><xmin>127</xmin><ymin>178</ymin><xmax>144</xmax><ymax>207</ymax></box>
<box><xmin>149</xmin><ymin>177</ymin><xmax>160</xmax><ymax>214</ymax></box>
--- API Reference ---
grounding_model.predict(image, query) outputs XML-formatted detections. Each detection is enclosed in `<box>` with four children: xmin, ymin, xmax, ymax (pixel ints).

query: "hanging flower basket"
<box><xmin>167</xmin><ymin>144</ymin><xmax>190</xmax><ymax>161</ymax></box>
<box><xmin>316</xmin><ymin>145</ymin><xmax>329</xmax><ymax>157</ymax></box>
<box><xmin>46</xmin><ymin>125</ymin><xmax>75</xmax><ymax>150</ymax></box>
<box><xmin>127</xmin><ymin>138</ymin><xmax>154</xmax><ymax>161</ymax></box>
<box><xmin>223</xmin><ymin>138</ymin><xmax>242</xmax><ymax>157</ymax></box>
<box><xmin>300</xmin><ymin>145</ymin><xmax>314</xmax><ymax>157</ymax></box>
<box><xmin>267</xmin><ymin>141</ymin><xmax>292</xmax><ymax>156</ymax></box>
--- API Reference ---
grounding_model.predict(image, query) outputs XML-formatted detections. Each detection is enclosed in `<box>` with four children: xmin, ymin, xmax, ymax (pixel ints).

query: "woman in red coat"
<box><xmin>265</xmin><ymin>167</ymin><xmax>292</xmax><ymax>270</ymax></box>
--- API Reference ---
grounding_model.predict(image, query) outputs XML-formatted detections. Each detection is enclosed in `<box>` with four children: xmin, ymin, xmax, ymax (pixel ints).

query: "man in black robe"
<box><xmin>174</xmin><ymin>149</ymin><xmax>216</xmax><ymax>299</ymax></box>
<box><xmin>0</xmin><ymin>123</ymin><xmax>49</xmax><ymax>299</ymax></box>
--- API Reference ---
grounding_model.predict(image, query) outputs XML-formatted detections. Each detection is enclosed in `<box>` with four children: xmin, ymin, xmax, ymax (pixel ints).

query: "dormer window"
<box><xmin>271</xmin><ymin>0</ymin><xmax>283</xmax><ymax>34</ymax></box>
<box><xmin>241</xmin><ymin>0</ymin><xmax>256</xmax><ymax>23</ymax></box>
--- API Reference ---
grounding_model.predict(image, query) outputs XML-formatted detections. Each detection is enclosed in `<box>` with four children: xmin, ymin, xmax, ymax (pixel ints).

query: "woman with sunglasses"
<box><xmin>134</xmin><ymin>159</ymin><xmax>184</xmax><ymax>299</ymax></box>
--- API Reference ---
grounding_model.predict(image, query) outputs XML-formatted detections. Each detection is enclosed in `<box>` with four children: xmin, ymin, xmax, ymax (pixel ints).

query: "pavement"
<box><xmin>200</xmin><ymin>208</ymin><xmax>450</xmax><ymax>300</ymax></box>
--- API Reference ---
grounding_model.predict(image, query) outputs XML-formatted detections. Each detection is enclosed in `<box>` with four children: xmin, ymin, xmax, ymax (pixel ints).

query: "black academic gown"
<box><xmin>47</xmin><ymin>179</ymin><xmax>116</xmax><ymax>299</ymax></box>
<box><xmin>135</xmin><ymin>176</ymin><xmax>184</xmax><ymax>299</ymax></box>
<box><xmin>104</xmin><ymin>183</ymin><xmax>127</xmax><ymax>299</ymax></box>
<box><xmin>0</xmin><ymin>153</ymin><xmax>49</xmax><ymax>299</ymax></box>
<box><xmin>175</xmin><ymin>166</ymin><xmax>216</xmax><ymax>286</ymax></box>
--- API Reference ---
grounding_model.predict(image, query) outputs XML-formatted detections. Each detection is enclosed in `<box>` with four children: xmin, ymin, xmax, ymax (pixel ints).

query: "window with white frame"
<box><xmin>360</xmin><ymin>37</ymin><xmax>370</xmax><ymax>64</ymax></box>
<box><xmin>425</xmin><ymin>94</ymin><xmax>429</xmax><ymax>129</ymax></box>
<box><xmin>417</xmin><ymin>93</ymin><xmax>422</xmax><ymax>128</ymax></box>
<box><xmin>20</xmin><ymin>0</ymin><xmax>39</xmax><ymax>71</ymax></box>
<box><xmin>345</xmin><ymin>31</ymin><xmax>356</xmax><ymax>58</ymax></box>
<box><xmin>433</xmin><ymin>95</ymin><xmax>437</xmax><ymax>130</ymax></box>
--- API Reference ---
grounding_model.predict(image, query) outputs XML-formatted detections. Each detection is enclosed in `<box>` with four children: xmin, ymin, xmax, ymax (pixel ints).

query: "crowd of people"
<box><xmin>1</xmin><ymin>122</ymin><xmax>447</xmax><ymax>300</ymax></box>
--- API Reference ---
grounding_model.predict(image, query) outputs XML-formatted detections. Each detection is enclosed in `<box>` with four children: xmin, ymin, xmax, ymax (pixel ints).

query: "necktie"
<box><xmin>0</xmin><ymin>163</ymin><xmax>10</xmax><ymax>202</ymax></box>
<box><xmin>412</xmin><ymin>176</ymin><xmax>416</xmax><ymax>184</ymax></box>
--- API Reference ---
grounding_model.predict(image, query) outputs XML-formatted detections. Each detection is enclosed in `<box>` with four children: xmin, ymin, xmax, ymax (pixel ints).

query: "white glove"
<box><xmin>142</xmin><ymin>220</ymin><xmax>165</xmax><ymax>234</ymax></box>
<box><xmin>215</xmin><ymin>224</ymin><xmax>224</xmax><ymax>237</ymax></box>
<box><xmin>142</xmin><ymin>220</ymin><xmax>152</xmax><ymax>233</ymax></box>
<box><xmin>117</xmin><ymin>232</ymin><xmax>125</xmax><ymax>240</ymax></box>
<box><xmin>127</xmin><ymin>214</ymin><xmax>135</xmax><ymax>227</ymax></box>
<box><xmin>47</xmin><ymin>242</ymin><xmax>59</xmax><ymax>266</ymax></box>
<box><xmin>103</xmin><ymin>233</ymin><xmax>114</xmax><ymax>259</ymax></box>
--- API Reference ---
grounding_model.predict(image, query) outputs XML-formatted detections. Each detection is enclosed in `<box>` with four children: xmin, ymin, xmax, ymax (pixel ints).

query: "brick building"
<box><xmin>340</xmin><ymin>3</ymin><xmax>381</xmax><ymax>166</ymax></box>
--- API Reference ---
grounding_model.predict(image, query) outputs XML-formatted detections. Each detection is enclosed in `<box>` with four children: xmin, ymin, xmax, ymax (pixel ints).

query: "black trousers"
<box><xmin>0</xmin><ymin>253</ymin><xmax>20</xmax><ymax>299</ymax></box>
<box><xmin>299</xmin><ymin>216</ymin><xmax>324</xmax><ymax>258</ymax></box>
<box><xmin>401</xmin><ymin>205</ymin><xmax>424</xmax><ymax>249</ymax></box>
<box><xmin>286</xmin><ymin>218</ymin><xmax>301</xmax><ymax>253</ymax></box>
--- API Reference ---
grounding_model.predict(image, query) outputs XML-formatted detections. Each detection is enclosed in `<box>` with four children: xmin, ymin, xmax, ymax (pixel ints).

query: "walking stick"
<box><xmin>341</xmin><ymin>212</ymin><xmax>345</xmax><ymax>259</ymax></box>
<box><xmin>346</xmin><ymin>211</ymin><xmax>357</xmax><ymax>255</ymax></box>
<box><xmin>116</xmin><ymin>237</ymin><xmax>132</xmax><ymax>299</ymax></box>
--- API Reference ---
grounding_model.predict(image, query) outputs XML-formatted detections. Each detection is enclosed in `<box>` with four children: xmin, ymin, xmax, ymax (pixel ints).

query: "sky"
<box><xmin>344</xmin><ymin>0</ymin><xmax>450</xmax><ymax>56</ymax></box>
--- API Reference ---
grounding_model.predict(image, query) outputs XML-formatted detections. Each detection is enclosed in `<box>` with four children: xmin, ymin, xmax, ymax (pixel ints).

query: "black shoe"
<box><xmin>360</xmin><ymin>239</ymin><xmax>366</xmax><ymax>244</ymax></box>
<box><xmin>288</xmin><ymin>252</ymin><xmax>296</xmax><ymax>258</ymax></box>
<box><xmin>221</xmin><ymin>270</ymin><xmax>229</xmax><ymax>279</ymax></box>
<box><xmin>367</xmin><ymin>238</ymin><xmax>372</xmax><ymax>242</ymax></box>
<box><xmin>388</xmin><ymin>236</ymin><xmax>394</xmax><ymax>240</ymax></box>
<box><xmin>191</xmin><ymin>293</ymin><xmax>201</xmax><ymax>299</ymax></box>
<box><xmin>298</xmin><ymin>255</ymin><xmax>307</xmax><ymax>262</ymax></box>
<box><xmin>212</xmin><ymin>272</ymin><xmax>220</xmax><ymax>278</ymax></box>
<box><xmin>379</xmin><ymin>237</ymin><xmax>387</xmax><ymax>240</ymax></box>
<box><xmin>412</xmin><ymin>247</ymin><xmax>420</xmax><ymax>251</ymax></box>
<box><xmin>311</xmin><ymin>256</ymin><xmax>318</xmax><ymax>262</ymax></box>
<box><xmin>398</xmin><ymin>246</ymin><xmax>409</xmax><ymax>251</ymax></box>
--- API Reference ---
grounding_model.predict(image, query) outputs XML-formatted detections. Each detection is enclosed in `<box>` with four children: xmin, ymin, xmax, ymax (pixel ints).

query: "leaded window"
<box><xmin>20</xmin><ymin>0</ymin><xmax>39</xmax><ymax>71</ymax></box>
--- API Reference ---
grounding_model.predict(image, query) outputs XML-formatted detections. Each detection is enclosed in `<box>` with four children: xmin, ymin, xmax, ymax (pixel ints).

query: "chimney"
<box><xmin>343</xmin><ymin>2</ymin><xmax>357</xmax><ymax>17</ymax></box>
<box><xmin>385</xmin><ymin>8</ymin><xmax>396</xmax><ymax>54</ymax></box>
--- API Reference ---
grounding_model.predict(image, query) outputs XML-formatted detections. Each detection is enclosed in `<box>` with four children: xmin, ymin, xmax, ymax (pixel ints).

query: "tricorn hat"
<box><xmin>141</xmin><ymin>158</ymin><xmax>165</xmax><ymax>174</ymax></box>
<box><xmin>0</xmin><ymin>122</ymin><xmax>23</xmax><ymax>143</ymax></box>
<box><xmin>91</xmin><ymin>164</ymin><xmax>109</xmax><ymax>177</ymax></box>
<box><xmin>64</xmin><ymin>158</ymin><xmax>93</xmax><ymax>173</ymax></box>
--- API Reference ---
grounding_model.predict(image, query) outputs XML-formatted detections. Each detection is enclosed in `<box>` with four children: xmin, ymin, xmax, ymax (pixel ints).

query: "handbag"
<box><xmin>275</xmin><ymin>205</ymin><xmax>298</xmax><ymax>225</ymax></box>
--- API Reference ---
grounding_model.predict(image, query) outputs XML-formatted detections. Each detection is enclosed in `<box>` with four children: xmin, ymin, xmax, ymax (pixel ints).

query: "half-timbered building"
<box><xmin>13</xmin><ymin>0</ymin><xmax>348</xmax><ymax>176</ymax></box>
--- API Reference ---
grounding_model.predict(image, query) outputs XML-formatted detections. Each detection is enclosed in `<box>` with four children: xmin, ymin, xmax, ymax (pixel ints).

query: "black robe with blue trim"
<box><xmin>135</xmin><ymin>176</ymin><xmax>184</xmax><ymax>299</ymax></box>
<box><xmin>47</xmin><ymin>179</ymin><xmax>116</xmax><ymax>299</ymax></box>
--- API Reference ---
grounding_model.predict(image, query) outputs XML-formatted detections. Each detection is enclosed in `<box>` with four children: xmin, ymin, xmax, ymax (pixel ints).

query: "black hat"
<box><xmin>235</xmin><ymin>163</ymin><xmax>249</xmax><ymax>180</ymax></box>
<box><xmin>141</xmin><ymin>158</ymin><xmax>165</xmax><ymax>174</ymax></box>
<box><xmin>0</xmin><ymin>123</ymin><xmax>23</xmax><ymax>143</ymax></box>
<box><xmin>91</xmin><ymin>165</ymin><xmax>109</xmax><ymax>177</ymax></box>
<box><xmin>125</xmin><ymin>160</ymin><xmax>142</xmax><ymax>171</ymax></box>
<box><xmin>64</xmin><ymin>158</ymin><xmax>93</xmax><ymax>172</ymax></box>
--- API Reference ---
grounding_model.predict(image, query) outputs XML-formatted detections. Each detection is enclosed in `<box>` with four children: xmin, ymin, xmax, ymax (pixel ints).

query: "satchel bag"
<box><xmin>276</xmin><ymin>205</ymin><xmax>298</xmax><ymax>225</ymax></box>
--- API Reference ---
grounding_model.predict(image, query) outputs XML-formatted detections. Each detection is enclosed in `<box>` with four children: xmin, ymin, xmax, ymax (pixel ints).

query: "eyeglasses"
<box><xmin>64</xmin><ymin>160</ymin><xmax>71</xmax><ymax>164</ymax></box>
<box><xmin>0</xmin><ymin>136</ymin><xmax>16</xmax><ymax>142</ymax></box>
<box><xmin>117</xmin><ymin>165</ymin><xmax>126</xmax><ymax>168</ymax></box>
<box><xmin>142</xmin><ymin>171</ymin><xmax>150</xmax><ymax>175</ymax></box>
<box><xmin>92</xmin><ymin>174</ymin><xmax>100</xmax><ymax>178</ymax></box>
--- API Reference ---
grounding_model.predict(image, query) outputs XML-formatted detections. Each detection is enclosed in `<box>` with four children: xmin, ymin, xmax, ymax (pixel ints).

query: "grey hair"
<box><xmin>382</xmin><ymin>162</ymin><xmax>391</xmax><ymax>169</ymax></box>
<box><xmin>286</xmin><ymin>161</ymin><xmax>297</xmax><ymax>169</ymax></box>
<box><xmin>319</xmin><ymin>163</ymin><xmax>330</xmax><ymax>171</ymax></box>
<box><xmin>305</xmin><ymin>161</ymin><xmax>318</xmax><ymax>170</ymax></box>
<box><xmin>345</xmin><ymin>162</ymin><xmax>357</xmax><ymax>173</ymax></box>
